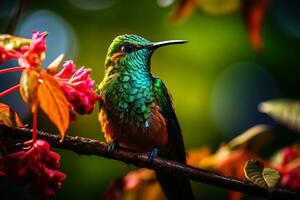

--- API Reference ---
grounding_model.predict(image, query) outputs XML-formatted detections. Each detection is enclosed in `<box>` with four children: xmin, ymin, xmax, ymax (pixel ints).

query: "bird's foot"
<box><xmin>147</xmin><ymin>148</ymin><xmax>158</xmax><ymax>163</ymax></box>
<box><xmin>107</xmin><ymin>140</ymin><xmax>119</xmax><ymax>152</ymax></box>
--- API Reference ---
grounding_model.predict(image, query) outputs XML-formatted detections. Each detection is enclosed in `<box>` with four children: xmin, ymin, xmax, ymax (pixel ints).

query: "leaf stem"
<box><xmin>0</xmin><ymin>84</ymin><xmax>20</xmax><ymax>98</ymax></box>
<box><xmin>0</xmin><ymin>66</ymin><xmax>26</xmax><ymax>74</ymax></box>
<box><xmin>32</xmin><ymin>108</ymin><xmax>37</xmax><ymax>143</ymax></box>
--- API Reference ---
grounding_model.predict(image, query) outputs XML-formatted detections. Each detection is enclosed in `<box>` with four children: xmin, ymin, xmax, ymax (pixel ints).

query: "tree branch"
<box><xmin>0</xmin><ymin>125</ymin><xmax>299</xmax><ymax>200</ymax></box>
<box><xmin>5</xmin><ymin>0</ymin><xmax>29</xmax><ymax>34</ymax></box>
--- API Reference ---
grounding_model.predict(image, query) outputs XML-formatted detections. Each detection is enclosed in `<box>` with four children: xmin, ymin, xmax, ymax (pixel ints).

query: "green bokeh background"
<box><xmin>1</xmin><ymin>0</ymin><xmax>300</xmax><ymax>199</ymax></box>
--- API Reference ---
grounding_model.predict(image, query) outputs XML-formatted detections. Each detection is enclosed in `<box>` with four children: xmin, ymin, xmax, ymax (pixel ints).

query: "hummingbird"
<box><xmin>98</xmin><ymin>34</ymin><xmax>194</xmax><ymax>200</ymax></box>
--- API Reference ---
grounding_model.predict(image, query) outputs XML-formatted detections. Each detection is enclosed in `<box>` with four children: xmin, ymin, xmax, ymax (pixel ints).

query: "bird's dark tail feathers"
<box><xmin>156</xmin><ymin>170</ymin><xmax>194</xmax><ymax>200</ymax></box>
<box><xmin>156</xmin><ymin>118</ymin><xmax>195</xmax><ymax>200</ymax></box>
<box><xmin>153</xmin><ymin>79</ymin><xmax>194</xmax><ymax>200</ymax></box>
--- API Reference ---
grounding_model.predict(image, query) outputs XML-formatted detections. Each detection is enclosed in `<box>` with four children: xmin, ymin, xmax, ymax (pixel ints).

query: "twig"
<box><xmin>0</xmin><ymin>125</ymin><xmax>299</xmax><ymax>200</ymax></box>
<box><xmin>6</xmin><ymin>0</ymin><xmax>29</xmax><ymax>34</ymax></box>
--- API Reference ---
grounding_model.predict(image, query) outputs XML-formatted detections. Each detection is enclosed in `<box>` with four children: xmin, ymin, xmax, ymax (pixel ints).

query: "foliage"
<box><xmin>259</xmin><ymin>99</ymin><xmax>300</xmax><ymax>133</ymax></box>
<box><xmin>0</xmin><ymin>32</ymin><xmax>100</xmax><ymax>199</ymax></box>
<box><xmin>168</xmin><ymin>0</ymin><xmax>269</xmax><ymax>51</ymax></box>
<box><xmin>244</xmin><ymin>160</ymin><xmax>280</xmax><ymax>189</ymax></box>
<box><xmin>0</xmin><ymin>102</ymin><xmax>24</xmax><ymax>127</ymax></box>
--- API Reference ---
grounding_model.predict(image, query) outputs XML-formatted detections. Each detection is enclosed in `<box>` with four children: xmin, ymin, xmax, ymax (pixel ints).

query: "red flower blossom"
<box><xmin>0</xmin><ymin>31</ymin><xmax>101</xmax><ymax>116</ymax></box>
<box><xmin>18</xmin><ymin>31</ymin><xmax>47</xmax><ymax>69</ymax></box>
<box><xmin>281</xmin><ymin>146</ymin><xmax>298</xmax><ymax>165</ymax></box>
<box><xmin>272</xmin><ymin>146</ymin><xmax>300</xmax><ymax>190</ymax></box>
<box><xmin>3</xmin><ymin>140</ymin><xmax>66</xmax><ymax>198</ymax></box>
<box><xmin>280</xmin><ymin>167</ymin><xmax>300</xmax><ymax>191</ymax></box>
<box><xmin>55</xmin><ymin>60</ymin><xmax>101</xmax><ymax>114</ymax></box>
<box><xmin>0</xmin><ymin>31</ymin><xmax>47</xmax><ymax>69</ymax></box>
<box><xmin>0</xmin><ymin>46</ymin><xmax>26</xmax><ymax>62</ymax></box>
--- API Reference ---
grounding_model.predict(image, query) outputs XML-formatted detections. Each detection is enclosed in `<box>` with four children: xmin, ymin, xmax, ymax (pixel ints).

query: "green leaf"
<box><xmin>0</xmin><ymin>34</ymin><xmax>31</xmax><ymax>51</ymax></box>
<box><xmin>200</xmin><ymin>0</ymin><xmax>240</xmax><ymax>16</ymax></box>
<box><xmin>262</xmin><ymin>168</ymin><xmax>281</xmax><ymax>189</ymax></box>
<box><xmin>244</xmin><ymin>160</ymin><xmax>280</xmax><ymax>189</ymax></box>
<box><xmin>259</xmin><ymin>99</ymin><xmax>300</xmax><ymax>133</ymax></box>
<box><xmin>244</xmin><ymin>160</ymin><xmax>267</xmax><ymax>188</ymax></box>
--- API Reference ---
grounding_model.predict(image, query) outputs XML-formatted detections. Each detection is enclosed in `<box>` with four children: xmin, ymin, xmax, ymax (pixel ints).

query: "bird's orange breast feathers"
<box><xmin>99</xmin><ymin>104</ymin><xmax>168</xmax><ymax>151</ymax></box>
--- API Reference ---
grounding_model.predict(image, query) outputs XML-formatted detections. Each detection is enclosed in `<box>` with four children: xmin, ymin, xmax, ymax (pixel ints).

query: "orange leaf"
<box><xmin>103</xmin><ymin>168</ymin><xmax>165</xmax><ymax>200</ymax></box>
<box><xmin>170</xmin><ymin>0</ymin><xmax>197</xmax><ymax>23</ymax></box>
<box><xmin>242</xmin><ymin>0</ymin><xmax>269</xmax><ymax>51</ymax></box>
<box><xmin>229</xmin><ymin>191</ymin><xmax>243</xmax><ymax>200</ymax></box>
<box><xmin>19</xmin><ymin>69</ymin><xmax>40</xmax><ymax>112</ymax></box>
<box><xmin>187</xmin><ymin>146</ymin><xmax>211</xmax><ymax>167</ymax></box>
<box><xmin>0</xmin><ymin>102</ymin><xmax>24</xmax><ymax>127</ymax></box>
<box><xmin>124</xmin><ymin>168</ymin><xmax>156</xmax><ymax>190</ymax></box>
<box><xmin>38</xmin><ymin>71</ymin><xmax>69</xmax><ymax>141</ymax></box>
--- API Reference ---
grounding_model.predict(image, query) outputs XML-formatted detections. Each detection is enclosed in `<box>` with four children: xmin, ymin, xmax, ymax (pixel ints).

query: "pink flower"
<box><xmin>280</xmin><ymin>167</ymin><xmax>300</xmax><ymax>190</ymax></box>
<box><xmin>281</xmin><ymin>146</ymin><xmax>298</xmax><ymax>165</ymax></box>
<box><xmin>0</xmin><ymin>31</ymin><xmax>47</xmax><ymax>69</ymax></box>
<box><xmin>3</xmin><ymin>140</ymin><xmax>66</xmax><ymax>198</ymax></box>
<box><xmin>18</xmin><ymin>31</ymin><xmax>48</xmax><ymax>69</ymax></box>
<box><xmin>29</xmin><ymin>31</ymin><xmax>47</xmax><ymax>55</ymax></box>
<box><xmin>272</xmin><ymin>146</ymin><xmax>300</xmax><ymax>190</ymax></box>
<box><xmin>55</xmin><ymin>60</ymin><xmax>101</xmax><ymax>114</ymax></box>
<box><xmin>0</xmin><ymin>46</ymin><xmax>27</xmax><ymax>62</ymax></box>
<box><xmin>1</xmin><ymin>31</ymin><xmax>101</xmax><ymax>115</ymax></box>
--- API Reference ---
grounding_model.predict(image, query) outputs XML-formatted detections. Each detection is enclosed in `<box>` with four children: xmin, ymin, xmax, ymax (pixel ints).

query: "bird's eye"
<box><xmin>122</xmin><ymin>44</ymin><xmax>135</xmax><ymax>53</ymax></box>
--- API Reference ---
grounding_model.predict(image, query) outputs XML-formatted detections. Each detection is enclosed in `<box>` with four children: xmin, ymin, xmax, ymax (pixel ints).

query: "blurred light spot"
<box><xmin>272</xmin><ymin>0</ymin><xmax>300</xmax><ymax>38</ymax></box>
<box><xmin>69</xmin><ymin>0</ymin><xmax>114</xmax><ymax>11</ymax></box>
<box><xmin>16</xmin><ymin>10</ymin><xmax>78</xmax><ymax>66</ymax></box>
<box><xmin>210</xmin><ymin>62</ymin><xmax>281</xmax><ymax>138</ymax></box>
<box><xmin>157</xmin><ymin>0</ymin><xmax>175</xmax><ymax>7</ymax></box>
<box><xmin>200</xmin><ymin>0</ymin><xmax>240</xmax><ymax>16</ymax></box>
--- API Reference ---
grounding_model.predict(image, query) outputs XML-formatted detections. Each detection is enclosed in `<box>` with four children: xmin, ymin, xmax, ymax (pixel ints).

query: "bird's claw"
<box><xmin>147</xmin><ymin>148</ymin><xmax>158</xmax><ymax>163</ymax></box>
<box><xmin>107</xmin><ymin>140</ymin><xmax>118</xmax><ymax>152</ymax></box>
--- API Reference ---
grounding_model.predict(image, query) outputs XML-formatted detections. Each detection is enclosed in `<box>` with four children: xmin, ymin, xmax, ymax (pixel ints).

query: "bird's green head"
<box><xmin>104</xmin><ymin>34</ymin><xmax>187</xmax><ymax>71</ymax></box>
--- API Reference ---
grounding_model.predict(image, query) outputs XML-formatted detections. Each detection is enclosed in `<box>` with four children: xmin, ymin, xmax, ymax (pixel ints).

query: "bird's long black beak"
<box><xmin>146</xmin><ymin>40</ymin><xmax>188</xmax><ymax>49</ymax></box>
